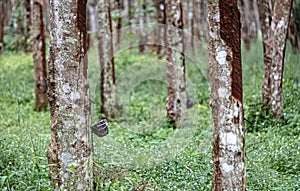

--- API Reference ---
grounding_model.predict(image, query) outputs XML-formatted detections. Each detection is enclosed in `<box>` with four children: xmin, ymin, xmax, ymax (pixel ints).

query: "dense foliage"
<box><xmin>0</xmin><ymin>41</ymin><xmax>299</xmax><ymax>190</ymax></box>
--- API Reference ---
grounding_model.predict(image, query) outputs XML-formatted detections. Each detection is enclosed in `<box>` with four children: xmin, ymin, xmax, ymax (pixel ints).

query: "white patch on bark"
<box><xmin>63</xmin><ymin>120</ymin><xmax>73</xmax><ymax>129</ymax></box>
<box><xmin>70</xmin><ymin>91</ymin><xmax>80</xmax><ymax>101</ymax></box>
<box><xmin>222</xmin><ymin>162</ymin><xmax>234</xmax><ymax>173</ymax></box>
<box><xmin>62</xmin><ymin>84</ymin><xmax>70</xmax><ymax>93</ymax></box>
<box><xmin>61</xmin><ymin>153</ymin><xmax>71</xmax><ymax>164</ymax></box>
<box><xmin>209</xmin><ymin>31</ymin><xmax>216</xmax><ymax>39</ymax></box>
<box><xmin>218</xmin><ymin>87</ymin><xmax>230</xmax><ymax>99</ymax></box>
<box><xmin>220</xmin><ymin>132</ymin><xmax>238</xmax><ymax>148</ymax></box>
<box><xmin>216</xmin><ymin>49</ymin><xmax>227</xmax><ymax>65</ymax></box>
<box><xmin>214</xmin><ymin>12</ymin><xmax>220</xmax><ymax>22</ymax></box>
<box><xmin>277</xmin><ymin>19</ymin><xmax>285</xmax><ymax>29</ymax></box>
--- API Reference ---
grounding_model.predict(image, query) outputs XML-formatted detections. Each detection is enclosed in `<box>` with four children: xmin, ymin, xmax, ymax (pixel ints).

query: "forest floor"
<box><xmin>0</xmin><ymin>41</ymin><xmax>299</xmax><ymax>190</ymax></box>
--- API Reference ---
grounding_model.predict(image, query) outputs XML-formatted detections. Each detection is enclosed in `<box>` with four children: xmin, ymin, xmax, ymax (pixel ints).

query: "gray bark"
<box><xmin>165</xmin><ymin>0</ymin><xmax>187</xmax><ymax>128</ymax></box>
<box><xmin>97</xmin><ymin>0</ymin><xmax>117</xmax><ymax>120</ymax></box>
<box><xmin>46</xmin><ymin>0</ymin><xmax>93</xmax><ymax>189</ymax></box>
<box><xmin>207</xmin><ymin>0</ymin><xmax>246</xmax><ymax>190</ymax></box>
<box><xmin>258</xmin><ymin>0</ymin><xmax>273</xmax><ymax>107</ymax></box>
<box><xmin>266</xmin><ymin>0</ymin><xmax>293</xmax><ymax>118</ymax></box>
<box><xmin>31</xmin><ymin>0</ymin><xmax>47</xmax><ymax>111</ymax></box>
<box><xmin>23</xmin><ymin>0</ymin><xmax>31</xmax><ymax>52</ymax></box>
<box><xmin>0</xmin><ymin>0</ymin><xmax>4</xmax><ymax>53</ymax></box>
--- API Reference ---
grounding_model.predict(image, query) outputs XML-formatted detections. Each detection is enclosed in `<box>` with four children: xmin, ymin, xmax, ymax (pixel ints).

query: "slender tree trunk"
<box><xmin>258</xmin><ymin>0</ymin><xmax>273</xmax><ymax>107</ymax></box>
<box><xmin>0</xmin><ymin>0</ymin><xmax>4</xmax><ymax>53</ymax></box>
<box><xmin>31</xmin><ymin>0</ymin><xmax>47</xmax><ymax>111</ymax></box>
<box><xmin>155</xmin><ymin>0</ymin><xmax>166</xmax><ymax>57</ymax></box>
<box><xmin>165</xmin><ymin>0</ymin><xmax>187</xmax><ymax>128</ymax></box>
<box><xmin>115</xmin><ymin>0</ymin><xmax>123</xmax><ymax>50</ymax></box>
<box><xmin>192</xmin><ymin>0</ymin><xmax>201</xmax><ymax>40</ymax></box>
<box><xmin>138</xmin><ymin>0</ymin><xmax>146</xmax><ymax>53</ymax></box>
<box><xmin>266</xmin><ymin>0</ymin><xmax>293</xmax><ymax>118</ymax></box>
<box><xmin>46</xmin><ymin>0</ymin><xmax>93</xmax><ymax>189</ymax></box>
<box><xmin>288</xmin><ymin>3</ymin><xmax>299</xmax><ymax>52</ymax></box>
<box><xmin>23</xmin><ymin>0</ymin><xmax>31</xmax><ymax>52</ymax></box>
<box><xmin>199</xmin><ymin>0</ymin><xmax>207</xmax><ymax>41</ymax></box>
<box><xmin>97</xmin><ymin>0</ymin><xmax>117</xmax><ymax>120</ymax></box>
<box><xmin>207</xmin><ymin>0</ymin><xmax>246</xmax><ymax>190</ymax></box>
<box><xmin>240</xmin><ymin>0</ymin><xmax>251</xmax><ymax>51</ymax></box>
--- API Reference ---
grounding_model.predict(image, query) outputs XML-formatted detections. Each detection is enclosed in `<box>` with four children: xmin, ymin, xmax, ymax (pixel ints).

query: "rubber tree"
<box><xmin>207</xmin><ymin>0</ymin><xmax>246</xmax><ymax>190</ymax></box>
<box><xmin>31</xmin><ymin>0</ymin><xmax>47</xmax><ymax>111</ymax></box>
<box><xmin>165</xmin><ymin>0</ymin><xmax>187</xmax><ymax>128</ymax></box>
<box><xmin>97</xmin><ymin>0</ymin><xmax>117</xmax><ymax>120</ymax></box>
<box><xmin>46</xmin><ymin>0</ymin><xmax>93</xmax><ymax>189</ymax></box>
<box><xmin>264</xmin><ymin>0</ymin><xmax>293</xmax><ymax>118</ymax></box>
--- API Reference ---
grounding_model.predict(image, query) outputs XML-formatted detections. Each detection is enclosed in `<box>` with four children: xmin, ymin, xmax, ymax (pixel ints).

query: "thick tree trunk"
<box><xmin>207</xmin><ymin>0</ymin><xmax>246</xmax><ymax>190</ymax></box>
<box><xmin>165</xmin><ymin>0</ymin><xmax>187</xmax><ymax>128</ymax></box>
<box><xmin>46</xmin><ymin>0</ymin><xmax>93</xmax><ymax>189</ymax></box>
<box><xmin>31</xmin><ymin>0</ymin><xmax>47</xmax><ymax>111</ymax></box>
<box><xmin>265</xmin><ymin>0</ymin><xmax>293</xmax><ymax>118</ymax></box>
<box><xmin>97</xmin><ymin>0</ymin><xmax>117</xmax><ymax>120</ymax></box>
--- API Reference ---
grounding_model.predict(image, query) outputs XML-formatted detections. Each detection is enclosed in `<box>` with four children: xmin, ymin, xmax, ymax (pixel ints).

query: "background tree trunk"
<box><xmin>155</xmin><ymin>0</ymin><xmax>166</xmax><ymax>57</ymax></box>
<box><xmin>165</xmin><ymin>0</ymin><xmax>187</xmax><ymax>128</ymax></box>
<box><xmin>266</xmin><ymin>0</ymin><xmax>293</xmax><ymax>118</ymax></box>
<box><xmin>207</xmin><ymin>0</ymin><xmax>246</xmax><ymax>190</ymax></box>
<box><xmin>31</xmin><ymin>0</ymin><xmax>47</xmax><ymax>111</ymax></box>
<box><xmin>0</xmin><ymin>0</ymin><xmax>4</xmax><ymax>53</ymax></box>
<box><xmin>23</xmin><ymin>0</ymin><xmax>31</xmax><ymax>52</ymax></box>
<box><xmin>287</xmin><ymin>3</ymin><xmax>299</xmax><ymax>53</ymax></box>
<box><xmin>46</xmin><ymin>0</ymin><xmax>93</xmax><ymax>189</ymax></box>
<box><xmin>97</xmin><ymin>0</ymin><xmax>117</xmax><ymax>120</ymax></box>
<box><xmin>258</xmin><ymin>0</ymin><xmax>273</xmax><ymax>107</ymax></box>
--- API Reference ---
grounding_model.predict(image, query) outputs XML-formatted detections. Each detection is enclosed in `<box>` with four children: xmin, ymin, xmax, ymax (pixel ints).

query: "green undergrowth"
<box><xmin>0</xmin><ymin>41</ymin><xmax>299</xmax><ymax>190</ymax></box>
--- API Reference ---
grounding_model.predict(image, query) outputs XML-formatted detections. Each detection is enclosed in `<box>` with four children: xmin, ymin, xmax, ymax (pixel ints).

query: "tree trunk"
<box><xmin>31</xmin><ymin>0</ymin><xmax>47</xmax><ymax>111</ymax></box>
<box><xmin>0</xmin><ymin>0</ymin><xmax>4</xmax><ymax>53</ymax></box>
<box><xmin>165</xmin><ymin>0</ymin><xmax>187</xmax><ymax>128</ymax></box>
<box><xmin>266</xmin><ymin>0</ymin><xmax>293</xmax><ymax>118</ymax></box>
<box><xmin>138</xmin><ymin>0</ymin><xmax>147</xmax><ymax>53</ymax></box>
<box><xmin>192</xmin><ymin>0</ymin><xmax>201</xmax><ymax>40</ymax></box>
<box><xmin>97</xmin><ymin>0</ymin><xmax>117</xmax><ymax>120</ymax></box>
<box><xmin>258</xmin><ymin>0</ymin><xmax>273</xmax><ymax>107</ymax></box>
<box><xmin>207</xmin><ymin>0</ymin><xmax>246</xmax><ymax>190</ymax></box>
<box><xmin>155</xmin><ymin>0</ymin><xmax>166</xmax><ymax>57</ymax></box>
<box><xmin>287</xmin><ymin>3</ymin><xmax>299</xmax><ymax>53</ymax></box>
<box><xmin>240</xmin><ymin>0</ymin><xmax>251</xmax><ymax>51</ymax></box>
<box><xmin>115</xmin><ymin>0</ymin><xmax>123</xmax><ymax>50</ymax></box>
<box><xmin>23</xmin><ymin>0</ymin><xmax>31</xmax><ymax>52</ymax></box>
<box><xmin>46</xmin><ymin>0</ymin><xmax>93</xmax><ymax>189</ymax></box>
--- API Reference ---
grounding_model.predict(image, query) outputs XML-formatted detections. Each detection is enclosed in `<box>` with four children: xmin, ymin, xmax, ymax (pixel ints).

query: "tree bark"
<box><xmin>207</xmin><ymin>0</ymin><xmax>246</xmax><ymax>190</ymax></box>
<box><xmin>265</xmin><ymin>0</ymin><xmax>293</xmax><ymax>118</ymax></box>
<box><xmin>97</xmin><ymin>0</ymin><xmax>117</xmax><ymax>120</ymax></box>
<box><xmin>46</xmin><ymin>0</ymin><xmax>93</xmax><ymax>189</ymax></box>
<box><xmin>23</xmin><ymin>0</ymin><xmax>31</xmax><ymax>52</ymax></box>
<box><xmin>258</xmin><ymin>0</ymin><xmax>273</xmax><ymax>107</ymax></box>
<box><xmin>192</xmin><ymin>0</ymin><xmax>201</xmax><ymax>40</ymax></box>
<box><xmin>287</xmin><ymin>3</ymin><xmax>299</xmax><ymax>53</ymax></box>
<box><xmin>31</xmin><ymin>0</ymin><xmax>47</xmax><ymax>111</ymax></box>
<box><xmin>165</xmin><ymin>0</ymin><xmax>187</xmax><ymax>128</ymax></box>
<box><xmin>155</xmin><ymin>0</ymin><xmax>166</xmax><ymax>57</ymax></box>
<box><xmin>0</xmin><ymin>0</ymin><xmax>4</xmax><ymax>53</ymax></box>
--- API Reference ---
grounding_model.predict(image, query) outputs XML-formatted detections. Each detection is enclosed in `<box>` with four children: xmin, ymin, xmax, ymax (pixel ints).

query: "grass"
<box><xmin>0</xmin><ymin>40</ymin><xmax>299</xmax><ymax>190</ymax></box>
